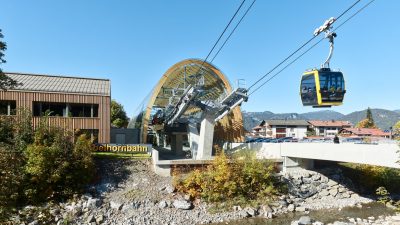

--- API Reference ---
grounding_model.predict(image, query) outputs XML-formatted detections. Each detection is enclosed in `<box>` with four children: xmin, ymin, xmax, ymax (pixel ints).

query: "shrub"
<box><xmin>174</xmin><ymin>150</ymin><xmax>280</xmax><ymax>204</ymax></box>
<box><xmin>24</xmin><ymin>122</ymin><xmax>94</xmax><ymax>202</ymax></box>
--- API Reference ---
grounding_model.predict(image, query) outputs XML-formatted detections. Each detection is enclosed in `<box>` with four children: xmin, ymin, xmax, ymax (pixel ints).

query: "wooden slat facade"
<box><xmin>0</xmin><ymin>90</ymin><xmax>111</xmax><ymax>143</ymax></box>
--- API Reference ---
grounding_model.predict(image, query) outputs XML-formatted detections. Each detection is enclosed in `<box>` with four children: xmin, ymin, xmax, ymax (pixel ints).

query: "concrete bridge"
<box><xmin>227</xmin><ymin>142</ymin><xmax>400</xmax><ymax>172</ymax></box>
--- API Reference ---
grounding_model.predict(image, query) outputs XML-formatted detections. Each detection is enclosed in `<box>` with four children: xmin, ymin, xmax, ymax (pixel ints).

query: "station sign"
<box><xmin>92</xmin><ymin>143</ymin><xmax>152</xmax><ymax>155</ymax></box>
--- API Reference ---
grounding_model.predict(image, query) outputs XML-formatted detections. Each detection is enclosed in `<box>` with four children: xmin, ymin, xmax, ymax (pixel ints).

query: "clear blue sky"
<box><xmin>1</xmin><ymin>0</ymin><xmax>399</xmax><ymax>117</ymax></box>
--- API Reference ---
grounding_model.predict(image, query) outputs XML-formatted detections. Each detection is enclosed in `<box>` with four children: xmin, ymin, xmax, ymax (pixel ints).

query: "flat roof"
<box><xmin>4</xmin><ymin>72</ymin><xmax>111</xmax><ymax>96</ymax></box>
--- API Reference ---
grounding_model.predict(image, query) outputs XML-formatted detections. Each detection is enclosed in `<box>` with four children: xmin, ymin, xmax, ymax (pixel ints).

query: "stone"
<box><xmin>121</xmin><ymin>203</ymin><xmax>135</xmax><ymax>212</ymax></box>
<box><xmin>110</xmin><ymin>201</ymin><xmax>123</xmax><ymax>210</ymax></box>
<box><xmin>329</xmin><ymin>188</ymin><xmax>338</xmax><ymax>197</ymax></box>
<box><xmin>233</xmin><ymin>205</ymin><xmax>242</xmax><ymax>211</ymax></box>
<box><xmin>166</xmin><ymin>185</ymin><xmax>176</xmax><ymax>194</ymax></box>
<box><xmin>244</xmin><ymin>207</ymin><xmax>257</xmax><ymax>217</ymax></box>
<box><xmin>341</xmin><ymin>192</ymin><xmax>350</xmax><ymax>198</ymax></box>
<box><xmin>86</xmin><ymin>214</ymin><xmax>95</xmax><ymax>223</ymax></box>
<box><xmin>298</xmin><ymin>216</ymin><xmax>312</xmax><ymax>225</ymax></box>
<box><xmin>295</xmin><ymin>206</ymin><xmax>307</xmax><ymax>212</ymax></box>
<box><xmin>288</xmin><ymin>204</ymin><xmax>295</xmax><ymax>212</ymax></box>
<box><xmin>303</xmin><ymin>178</ymin><xmax>312</xmax><ymax>184</ymax></box>
<box><xmin>327</xmin><ymin>180</ymin><xmax>338</xmax><ymax>186</ymax></box>
<box><xmin>96</xmin><ymin>215</ymin><xmax>104</xmax><ymax>224</ymax></box>
<box><xmin>86</xmin><ymin>198</ymin><xmax>101</xmax><ymax>209</ymax></box>
<box><xmin>392</xmin><ymin>216</ymin><xmax>400</xmax><ymax>221</ymax></box>
<box><xmin>311</xmin><ymin>174</ymin><xmax>321</xmax><ymax>181</ymax></box>
<box><xmin>172</xmin><ymin>200</ymin><xmax>192</xmax><ymax>210</ymax></box>
<box><xmin>28</xmin><ymin>221</ymin><xmax>39</xmax><ymax>225</ymax></box>
<box><xmin>158</xmin><ymin>200</ymin><xmax>168</xmax><ymax>209</ymax></box>
<box><xmin>318</xmin><ymin>190</ymin><xmax>330</xmax><ymax>197</ymax></box>
<box><xmin>333</xmin><ymin>222</ymin><xmax>352</xmax><ymax>225</ymax></box>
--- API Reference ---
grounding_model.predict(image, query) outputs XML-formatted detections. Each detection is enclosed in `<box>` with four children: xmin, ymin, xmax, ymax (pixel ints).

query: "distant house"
<box><xmin>339</xmin><ymin>128</ymin><xmax>390</xmax><ymax>138</ymax></box>
<box><xmin>252</xmin><ymin>120</ymin><xmax>309</xmax><ymax>139</ymax></box>
<box><xmin>308</xmin><ymin>120</ymin><xmax>353</xmax><ymax>137</ymax></box>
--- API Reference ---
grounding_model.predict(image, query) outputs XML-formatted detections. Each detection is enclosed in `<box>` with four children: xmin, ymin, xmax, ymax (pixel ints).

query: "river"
<box><xmin>211</xmin><ymin>202</ymin><xmax>395</xmax><ymax>225</ymax></box>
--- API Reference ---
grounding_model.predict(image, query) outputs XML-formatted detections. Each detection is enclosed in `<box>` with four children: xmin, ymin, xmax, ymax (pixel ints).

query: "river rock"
<box><xmin>86</xmin><ymin>198</ymin><xmax>101</xmax><ymax>209</ymax></box>
<box><xmin>158</xmin><ymin>200</ymin><xmax>168</xmax><ymax>208</ymax></box>
<box><xmin>298</xmin><ymin>216</ymin><xmax>312</xmax><ymax>225</ymax></box>
<box><xmin>288</xmin><ymin>204</ymin><xmax>295</xmax><ymax>212</ymax></box>
<box><xmin>392</xmin><ymin>215</ymin><xmax>400</xmax><ymax>221</ymax></box>
<box><xmin>295</xmin><ymin>206</ymin><xmax>307</xmax><ymax>212</ymax></box>
<box><xmin>86</xmin><ymin>214</ymin><xmax>95</xmax><ymax>223</ymax></box>
<box><xmin>173</xmin><ymin>200</ymin><xmax>192</xmax><ymax>210</ymax></box>
<box><xmin>95</xmin><ymin>215</ymin><xmax>104</xmax><ymax>224</ymax></box>
<box><xmin>318</xmin><ymin>190</ymin><xmax>330</xmax><ymax>197</ymax></box>
<box><xmin>110</xmin><ymin>201</ymin><xmax>123</xmax><ymax>210</ymax></box>
<box><xmin>329</xmin><ymin>188</ymin><xmax>338</xmax><ymax>197</ymax></box>
<box><xmin>166</xmin><ymin>185</ymin><xmax>176</xmax><ymax>194</ymax></box>
<box><xmin>244</xmin><ymin>207</ymin><xmax>258</xmax><ymax>217</ymax></box>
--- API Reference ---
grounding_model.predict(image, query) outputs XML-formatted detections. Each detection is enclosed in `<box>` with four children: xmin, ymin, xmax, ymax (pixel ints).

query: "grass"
<box><xmin>92</xmin><ymin>152</ymin><xmax>151</xmax><ymax>159</ymax></box>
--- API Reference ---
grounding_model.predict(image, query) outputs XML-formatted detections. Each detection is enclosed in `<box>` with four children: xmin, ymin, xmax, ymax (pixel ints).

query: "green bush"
<box><xmin>0</xmin><ymin>109</ymin><xmax>95</xmax><ymax>220</ymax></box>
<box><xmin>24</xmin><ymin>122</ymin><xmax>94</xmax><ymax>202</ymax></box>
<box><xmin>174</xmin><ymin>150</ymin><xmax>280</xmax><ymax>204</ymax></box>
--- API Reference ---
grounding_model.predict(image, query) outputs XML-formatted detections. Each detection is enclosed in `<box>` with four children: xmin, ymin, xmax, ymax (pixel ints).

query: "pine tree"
<box><xmin>356</xmin><ymin>107</ymin><xmax>377</xmax><ymax>129</ymax></box>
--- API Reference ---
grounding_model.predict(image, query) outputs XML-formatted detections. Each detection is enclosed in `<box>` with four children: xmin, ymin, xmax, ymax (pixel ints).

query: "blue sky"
<box><xmin>1</xmin><ymin>0</ymin><xmax>399</xmax><ymax>117</ymax></box>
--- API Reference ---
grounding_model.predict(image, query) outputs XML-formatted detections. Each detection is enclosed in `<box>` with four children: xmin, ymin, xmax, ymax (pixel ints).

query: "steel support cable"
<box><xmin>210</xmin><ymin>0</ymin><xmax>257</xmax><ymax>63</ymax></box>
<box><xmin>248</xmin><ymin>0</ymin><xmax>376</xmax><ymax>96</ymax></box>
<box><xmin>195</xmin><ymin>0</ymin><xmax>247</xmax><ymax>77</ymax></box>
<box><xmin>246</xmin><ymin>0</ymin><xmax>362</xmax><ymax>91</ymax></box>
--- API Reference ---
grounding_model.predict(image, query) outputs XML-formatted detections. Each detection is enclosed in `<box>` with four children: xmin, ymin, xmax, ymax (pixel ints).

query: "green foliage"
<box><xmin>340</xmin><ymin>163</ymin><xmax>400</xmax><ymax>194</ymax></box>
<box><xmin>111</xmin><ymin>100</ymin><xmax>129</xmax><ymax>128</ymax></box>
<box><xmin>356</xmin><ymin>107</ymin><xmax>378</xmax><ymax>128</ymax></box>
<box><xmin>0</xmin><ymin>28</ymin><xmax>21</xmax><ymax>90</ymax></box>
<box><xmin>306</xmin><ymin>129</ymin><xmax>316</xmax><ymax>137</ymax></box>
<box><xmin>376</xmin><ymin>186</ymin><xmax>400</xmax><ymax>211</ymax></box>
<box><xmin>24</xmin><ymin>123</ymin><xmax>94</xmax><ymax>203</ymax></box>
<box><xmin>0</xmin><ymin>108</ymin><xmax>94</xmax><ymax>220</ymax></box>
<box><xmin>393</xmin><ymin>121</ymin><xmax>400</xmax><ymax>140</ymax></box>
<box><xmin>174</xmin><ymin>151</ymin><xmax>280</xmax><ymax>205</ymax></box>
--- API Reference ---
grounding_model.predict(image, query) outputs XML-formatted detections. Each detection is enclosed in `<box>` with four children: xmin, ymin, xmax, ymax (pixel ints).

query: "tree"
<box><xmin>0</xmin><ymin>29</ymin><xmax>20</xmax><ymax>90</ymax></box>
<box><xmin>356</xmin><ymin>107</ymin><xmax>378</xmax><ymax>129</ymax></box>
<box><xmin>111</xmin><ymin>100</ymin><xmax>129</xmax><ymax>128</ymax></box>
<box><xmin>393</xmin><ymin>121</ymin><xmax>400</xmax><ymax>140</ymax></box>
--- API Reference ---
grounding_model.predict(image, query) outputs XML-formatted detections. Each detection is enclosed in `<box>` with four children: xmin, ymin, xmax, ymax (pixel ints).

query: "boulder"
<box><xmin>288</xmin><ymin>204</ymin><xmax>295</xmax><ymax>212</ymax></box>
<box><xmin>298</xmin><ymin>216</ymin><xmax>312</xmax><ymax>225</ymax></box>
<box><xmin>110</xmin><ymin>201</ymin><xmax>123</xmax><ymax>210</ymax></box>
<box><xmin>172</xmin><ymin>200</ymin><xmax>192</xmax><ymax>210</ymax></box>
<box><xmin>295</xmin><ymin>206</ymin><xmax>307</xmax><ymax>212</ymax></box>
<box><xmin>158</xmin><ymin>200</ymin><xmax>168</xmax><ymax>209</ymax></box>
<box><xmin>86</xmin><ymin>198</ymin><xmax>102</xmax><ymax>209</ymax></box>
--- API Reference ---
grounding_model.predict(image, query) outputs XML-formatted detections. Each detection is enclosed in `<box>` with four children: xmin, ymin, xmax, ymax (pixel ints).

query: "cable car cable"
<box><xmin>246</xmin><ymin>0</ymin><xmax>363</xmax><ymax>92</ymax></box>
<box><xmin>210</xmin><ymin>0</ymin><xmax>257</xmax><ymax>63</ymax></box>
<box><xmin>248</xmin><ymin>0</ymin><xmax>375</xmax><ymax>97</ymax></box>
<box><xmin>195</xmin><ymin>0</ymin><xmax>247</xmax><ymax>76</ymax></box>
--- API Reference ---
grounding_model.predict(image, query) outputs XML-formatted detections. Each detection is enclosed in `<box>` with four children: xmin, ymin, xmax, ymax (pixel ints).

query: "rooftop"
<box><xmin>340</xmin><ymin>128</ymin><xmax>388</xmax><ymax>136</ymax></box>
<box><xmin>4</xmin><ymin>72</ymin><xmax>110</xmax><ymax>96</ymax></box>
<box><xmin>264</xmin><ymin>119</ymin><xmax>309</xmax><ymax>126</ymax></box>
<box><xmin>308</xmin><ymin>120</ymin><xmax>353</xmax><ymax>127</ymax></box>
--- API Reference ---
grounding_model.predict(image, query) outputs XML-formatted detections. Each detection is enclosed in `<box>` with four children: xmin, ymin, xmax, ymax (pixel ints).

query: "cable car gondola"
<box><xmin>300</xmin><ymin>17</ymin><xmax>346</xmax><ymax>108</ymax></box>
<box><xmin>300</xmin><ymin>68</ymin><xmax>345</xmax><ymax>107</ymax></box>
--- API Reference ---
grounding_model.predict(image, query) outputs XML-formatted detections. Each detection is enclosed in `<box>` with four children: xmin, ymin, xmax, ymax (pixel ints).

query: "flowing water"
<box><xmin>212</xmin><ymin>202</ymin><xmax>395</xmax><ymax>225</ymax></box>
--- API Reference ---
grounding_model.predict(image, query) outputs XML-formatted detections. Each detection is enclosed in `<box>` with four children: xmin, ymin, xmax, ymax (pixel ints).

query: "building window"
<box><xmin>0</xmin><ymin>100</ymin><xmax>17</xmax><ymax>115</ymax></box>
<box><xmin>276</xmin><ymin>127</ymin><xmax>286</xmax><ymax>133</ymax></box>
<box><xmin>69</xmin><ymin>104</ymin><xmax>98</xmax><ymax>117</ymax></box>
<box><xmin>33</xmin><ymin>102</ymin><xmax>99</xmax><ymax>118</ymax></box>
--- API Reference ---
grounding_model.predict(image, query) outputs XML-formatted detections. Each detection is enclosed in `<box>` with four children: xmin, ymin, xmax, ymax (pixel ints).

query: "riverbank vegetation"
<box><xmin>173</xmin><ymin>150</ymin><xmax>284</xmax><ymax>212</ymax></box>
<box><xmin>0</xmin><ymin>109</ymin><xmax>95</xmax><ymax>221</ymax></box>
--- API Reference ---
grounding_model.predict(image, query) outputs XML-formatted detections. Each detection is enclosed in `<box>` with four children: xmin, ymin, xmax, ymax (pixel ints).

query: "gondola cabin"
<box><xmin>300</xmin><ymin>68</ymin><xmax>345</xmax><ymax>107</ymax></box>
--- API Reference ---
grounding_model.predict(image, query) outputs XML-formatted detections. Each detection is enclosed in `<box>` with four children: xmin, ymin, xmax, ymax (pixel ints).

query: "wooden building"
<box><xmin>0</xmin><ymin>72</ymin><xmax>111</xmax><ymax>143</ymax></box>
